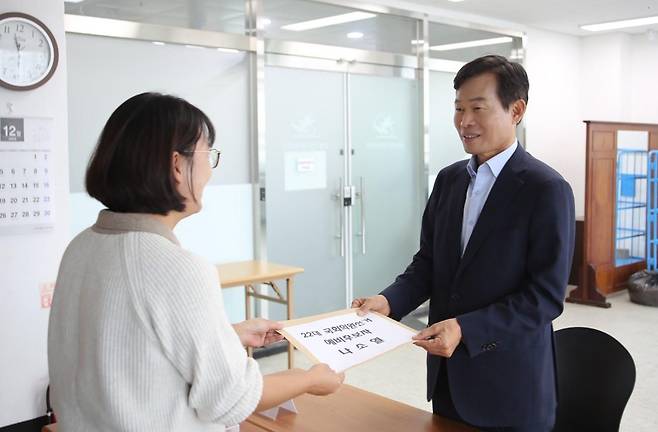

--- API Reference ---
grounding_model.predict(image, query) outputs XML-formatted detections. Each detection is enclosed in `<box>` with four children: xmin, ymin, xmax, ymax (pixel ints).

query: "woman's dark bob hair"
<box><xmin>85</xmin><ymin>92</ymin><xmax>215</xmax><ymax>215</ymax></box>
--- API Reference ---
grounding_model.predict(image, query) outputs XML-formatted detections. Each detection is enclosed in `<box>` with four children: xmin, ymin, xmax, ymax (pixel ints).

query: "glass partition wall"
<box><xmin>261</xmin><ymin>0</ymin><xmax>424</xmax><ymax>318</ymax></box>
<box><xmin>63</xmin><ymin>0</ymin><xmax>524</xmax><ymax>320</ymax></box>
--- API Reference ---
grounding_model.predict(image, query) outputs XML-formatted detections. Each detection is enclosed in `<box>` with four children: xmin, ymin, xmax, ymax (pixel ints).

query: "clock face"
<box><xmin>0</xmin><ymin>13</ymin><xmax>58</xmax><ymax>90</ymax></box>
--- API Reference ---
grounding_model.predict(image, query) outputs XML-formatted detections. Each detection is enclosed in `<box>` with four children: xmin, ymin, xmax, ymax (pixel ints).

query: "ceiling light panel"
<box><xmin>281</xmin><ymin>11</ymin><xmax>376</xmax><ymax>32</ymax></box>
<box><xmin>347</xmin><ymin>32</ymin><xmax>364</xmax><ymax>39</ymax></box>
<box><xmin>581</xmin><ymin>16</ymin><xmax>658</xmax><ymax>32</ymax></box>
<box><xmin>430</xmin><ymin>36</ymin><xmax>513</xmax><ymax>51</ymax></box>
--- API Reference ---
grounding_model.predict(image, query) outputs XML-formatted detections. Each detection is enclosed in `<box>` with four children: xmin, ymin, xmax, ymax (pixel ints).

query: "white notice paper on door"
<box><xmin>283</xmin><ymin>150</ymin><xmax>327</xmax><ymax>191</ymax></box>
<box><xmin>279</xmin><ymin>309</ymin><xmax>417</xmax><ymax>372</ymax></box>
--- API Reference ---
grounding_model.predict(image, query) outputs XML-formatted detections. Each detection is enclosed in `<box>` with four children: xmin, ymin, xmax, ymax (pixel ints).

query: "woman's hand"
<box><xmin>233</xmin><ymin>318</ymin><xmax>284</xmax><ymax>348</ymax></box>
<box><xmin>305</xmin><ymin>364</ymin><xmax>345</xmax><ymax>396</ymax></box>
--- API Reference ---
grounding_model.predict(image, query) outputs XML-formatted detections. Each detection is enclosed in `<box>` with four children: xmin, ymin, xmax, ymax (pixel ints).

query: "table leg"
<box><xmin>287</xmin><ymin>277</ymin><xmax>294</xmax><ymax>369</ymax></box>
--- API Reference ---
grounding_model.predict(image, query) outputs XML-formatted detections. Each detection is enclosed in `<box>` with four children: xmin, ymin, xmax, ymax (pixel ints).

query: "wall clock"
<box><xmin>0</xmin><ymin>12</ymin><xmax>59</xmax><ymax>91</ymax></box>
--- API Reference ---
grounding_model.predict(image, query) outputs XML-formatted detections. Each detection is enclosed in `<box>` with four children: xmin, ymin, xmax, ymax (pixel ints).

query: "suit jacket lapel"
<box><xmin>445</xmin><ymin>167</ymin><xmax>470</xmax><ymax>275</ymax></box>
<box><xmin>454</xmin><ymin>146</ymin><xmax>527</xmax><ymax>282</ymax></box>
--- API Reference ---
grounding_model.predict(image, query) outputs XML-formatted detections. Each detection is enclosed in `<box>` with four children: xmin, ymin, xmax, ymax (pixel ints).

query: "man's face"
<box><xmin>453</xmin><ymin>72</ymin><xmax>524</xmax><ymax>164</ymax></box>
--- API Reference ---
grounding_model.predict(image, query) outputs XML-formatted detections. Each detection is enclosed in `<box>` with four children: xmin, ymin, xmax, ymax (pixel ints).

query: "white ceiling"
<box><xmin>404</xmin><ymin>0</ymin><xmax>658</xmax><ymax>36</ymax></box>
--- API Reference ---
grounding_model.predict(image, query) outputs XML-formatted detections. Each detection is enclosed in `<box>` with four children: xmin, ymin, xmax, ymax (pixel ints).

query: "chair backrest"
<box><xmin>553</xmin><ymin>327</ymin><xmax>636</xmax><ymax>432</ymax></box>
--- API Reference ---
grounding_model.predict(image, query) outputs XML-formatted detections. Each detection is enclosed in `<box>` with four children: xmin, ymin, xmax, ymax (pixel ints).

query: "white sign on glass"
<box><xmin>284</xmin><ymin>150</ymin><xmax>327</xmax><ymax>191</ymax></box>
<box><xmin>280</xmin><ymin>309</ymin><xmax>417</xmax><ymax>372</ymax></box>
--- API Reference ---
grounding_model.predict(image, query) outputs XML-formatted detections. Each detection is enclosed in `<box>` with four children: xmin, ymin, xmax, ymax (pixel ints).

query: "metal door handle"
<box><xmin>358</xmin><ymin>176</ymin><xmax>366</xmax><ymax>254</ymax></box>
<box><xmin>333</xmin><ymin>178</ymin><xmax>345</xmax><ymax>257</ymax></box>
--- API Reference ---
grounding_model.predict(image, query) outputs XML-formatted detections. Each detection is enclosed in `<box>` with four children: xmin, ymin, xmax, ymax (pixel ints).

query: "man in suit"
<box><xmin>352</xmin><ymin>55</ymin><xmax>575</xmax><ymax>431</ymax></box>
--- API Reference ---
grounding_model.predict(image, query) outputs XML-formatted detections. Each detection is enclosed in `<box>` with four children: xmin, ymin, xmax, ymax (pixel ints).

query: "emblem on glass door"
<box><xmin>372</xmin><ymin>114</ymin><xmax>397</xmax><ymax>139</ymax></box>
<box><xmin>291</xmin><ymin>114</ymin><xmax>320</xmax><ymax>139</ymax></box>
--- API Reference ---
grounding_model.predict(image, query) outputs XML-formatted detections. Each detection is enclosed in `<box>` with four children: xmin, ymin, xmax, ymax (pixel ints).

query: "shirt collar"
<box><xmin>92</xmin><ymin>210</ymin><xmax>180</xmax><ymax>245</ymax></box>
<box><xmin>466</xmin><ymin>141</ymin><xmax>518</xmax><ymax>179</ymax></box>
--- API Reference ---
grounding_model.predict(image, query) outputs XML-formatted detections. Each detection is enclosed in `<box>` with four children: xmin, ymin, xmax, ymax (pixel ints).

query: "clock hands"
<box><xmin>14</xmin><ymin>33</ymin><xmax>23</xmax><ymax>73</ymax></box>
<box><xmin>14</xmin><ymin>33</ymin><xmax>24</xmax><ymax>52</ymax></box>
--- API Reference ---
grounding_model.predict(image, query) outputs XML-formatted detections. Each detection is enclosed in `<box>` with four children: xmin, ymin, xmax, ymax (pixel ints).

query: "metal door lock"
<box><xmin>343</xmin><ymin>185</ymin><xmax>356</xmax><ymax>207</ymax></box>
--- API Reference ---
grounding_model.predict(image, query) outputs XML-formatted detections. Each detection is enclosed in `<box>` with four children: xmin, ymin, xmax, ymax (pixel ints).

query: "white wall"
<box><xmin>0</xmin><ymin>0</ymin><xmax>69</xmax><ymax>427</ymax></box>
<box><xmin>580</xmin><ymin>33</ymin><xmax>633</xmax><ymax>122</ymax></box>
<box><xmin>523</xmin><ymin>28</ymin><xmax>586</xmax><ymax>216</ymax></box>
<box><xmin>628</xmin><ymin>33</ymin><xmax>658</xmax><ymax>124</ymax></box>
<box><xmin>524</xmin><ymin>29</ymin><xmax>658</xmax><ymax>217</ymax></box>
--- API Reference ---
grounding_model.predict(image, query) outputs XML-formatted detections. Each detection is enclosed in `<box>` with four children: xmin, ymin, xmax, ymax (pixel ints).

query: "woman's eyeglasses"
<box><xmin>183</xmin><ymin>149</ymin><xmax>221</xmax><ymax>169</ymax></box>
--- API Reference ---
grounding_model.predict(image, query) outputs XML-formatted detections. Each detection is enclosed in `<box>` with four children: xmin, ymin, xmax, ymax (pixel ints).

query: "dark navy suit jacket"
<box><xmin>381</xmin><ymin>145</ymin><xmax>575</xmax><ymax>427</ymax></box>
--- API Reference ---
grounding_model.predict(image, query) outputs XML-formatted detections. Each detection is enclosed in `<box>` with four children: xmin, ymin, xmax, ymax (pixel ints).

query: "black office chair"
<box><xmin>553</xmin><ymin>327</ymin><xmax>636</xmax><ymax>432</ymax></box>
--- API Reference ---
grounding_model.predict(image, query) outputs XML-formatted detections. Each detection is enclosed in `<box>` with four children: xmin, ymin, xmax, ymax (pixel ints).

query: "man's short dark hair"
<box><xmin>85</xmin><ymin>92</ymin><xmax>215</xmax><ymax>215</ymax></box>
<box><xmin>454</xmin><ymin>55</ymin><xmax>529</xmax><ymax>110</ymax></box>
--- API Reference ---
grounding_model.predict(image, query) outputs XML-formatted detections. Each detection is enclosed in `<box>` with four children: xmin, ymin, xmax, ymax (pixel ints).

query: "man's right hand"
<box><xmin>351</xmin><ymin>294</ymin><xmax>391</xmax><ymax>317</ymax></box>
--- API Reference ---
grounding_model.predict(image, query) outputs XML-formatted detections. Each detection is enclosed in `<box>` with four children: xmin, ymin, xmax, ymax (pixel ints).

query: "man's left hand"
<box><xmin>233</xmin><ymin>318</ymin><xmax>284</xmax><ymax>348</ymax></box>
<box><xmin>412</xmin><ymin>318</ymin><xmax>462</xmax><ymax>358</ymax></box>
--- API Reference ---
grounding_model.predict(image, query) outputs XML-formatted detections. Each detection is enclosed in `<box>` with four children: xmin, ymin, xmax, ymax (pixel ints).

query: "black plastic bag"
<box><xmin>628</xmin><ymin>270</ymin><xmax>658</xmax><ymax>307</ymax></box>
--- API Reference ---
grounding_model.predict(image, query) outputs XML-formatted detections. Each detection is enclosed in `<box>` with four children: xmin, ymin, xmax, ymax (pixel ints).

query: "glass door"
<box><xmin>351</xmin><ymin>73</ymin><xmax>423</xmax><ymax>300</ymax></box>
<box><xmin>265</xmin><ymin>62</ymin><xmax>423</xmax><ymax>318</ymax></box>
<box><xmin>265</xmin><ymin>66</ymin><xmax>347</xmax><ymax>318</ymax></box>
<box><xmin>429</xmin><ymin>70</ymin><xmax>469</xmax><ymax>190</ymax></box>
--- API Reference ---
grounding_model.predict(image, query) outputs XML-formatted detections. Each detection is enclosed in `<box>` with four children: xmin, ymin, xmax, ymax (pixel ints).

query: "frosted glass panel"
<box><xmin>428</xmin><ymin>22</ymin><xmax>523</xmax><ymax>63</ymax></box>
<box><xmin>263</xmin><ymin>0</ymin><xmax>419</xmax><ymax>55</ymax></box>
<box><xmin>65</xmin><ymin>0</ymin><xmax>246</xmax><ymax>35</ymax></box>
<box><xmin>350</xmin><ymin>74</ymin><xmax>423</xmax><ymax>300</ymax></box>
<box><xmin>66</xmin><ymin>33</ymin><xmax>253</xmax><ymax>321</ymax></box>
<box><xmin>265</xmin><ymin>66</ymin><xmax>347</xmax><ymax>319</ymax></box>
<box><xmin>429</xmin><ymin>70</ymin><xmax>468</xmax><ymax>184</ymax></box>
<box><xmin>66</xmin><ymin>33</ymin><xmax>250</xmax><ymax>194</ymax></box>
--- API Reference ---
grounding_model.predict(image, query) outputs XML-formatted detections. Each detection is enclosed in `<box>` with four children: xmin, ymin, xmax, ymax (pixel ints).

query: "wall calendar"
<box><xmin>0</xmin><ymin>117</ymin><xmax>54</xmax><ymax>235</ymax></box>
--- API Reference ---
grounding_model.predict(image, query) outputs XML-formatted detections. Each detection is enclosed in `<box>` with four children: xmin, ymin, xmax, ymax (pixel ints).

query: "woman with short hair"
<box><xmin>48</xmin><ymin>92</ymin><xmax>343</xmax><ymax>431</ymax></box>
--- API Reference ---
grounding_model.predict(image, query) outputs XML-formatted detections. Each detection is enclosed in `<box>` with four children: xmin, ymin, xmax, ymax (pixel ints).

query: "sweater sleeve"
<box><xmin>124</xmin><ymin>234</ymin><xmax>263</xmax><ymax>426</ymax></box>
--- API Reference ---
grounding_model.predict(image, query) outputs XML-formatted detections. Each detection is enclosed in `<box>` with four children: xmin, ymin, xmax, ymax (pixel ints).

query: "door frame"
<box><xmin>263</xmin><ymin>55</ymin><xmax>422</xmax><ymax>307</ymax></box>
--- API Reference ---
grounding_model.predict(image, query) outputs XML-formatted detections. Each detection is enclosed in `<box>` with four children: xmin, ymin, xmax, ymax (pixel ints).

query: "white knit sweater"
<box><xmin>48</xmin><ymin>210</ymin><xmax>262</xmax><ymax>431</ymax></box>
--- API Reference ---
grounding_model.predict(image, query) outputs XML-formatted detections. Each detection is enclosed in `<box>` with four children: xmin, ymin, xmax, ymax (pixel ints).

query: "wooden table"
<box><xmin>217</xmin><ymin>260</ymin><xmax>304</xmax><ymax>368</ymax></box>
<box><xmin>43</xmin><ymin>386</ymin><xmax>474</xmax><ymax>432</ymax></box>
<box><xmin>244</xmin><ymin>384</ymin><xmax>476</xmax><ymax>432</ymax></box>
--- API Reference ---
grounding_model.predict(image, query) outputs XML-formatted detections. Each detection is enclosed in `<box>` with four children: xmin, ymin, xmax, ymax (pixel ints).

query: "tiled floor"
<box><xmin>256</xmin><ymin>289</ymin><xmax>658</xmax><ymax>431</ymax></box>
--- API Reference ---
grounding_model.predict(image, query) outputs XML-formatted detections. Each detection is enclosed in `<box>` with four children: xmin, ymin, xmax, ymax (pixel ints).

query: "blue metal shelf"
<box><xmin>619</xmin><ymin>173</ymin><xmax>647</xmax><ymax>180</ymax></box>
<box><xmin>615</xmin><ymin>257</ymin><xmax>645</xmax><ymax>266</ymax></box>
<box><xmin>616</xmin><ymin>149</ymin><xmax>647</xmax><ymax>267</ymax></box>
<box><xmin>648</xmin><ymin>151</ymin><xmax>658</xmax><ymax>271</ymax></box>
<box><xmin>616</xmin><ymin>234</ymin><xmax>646</xmax><ymax>241</ymax></box>
<box><xmin>618</xmin><ymin>200</ymin><xmax>647</xmax><ymax>211</ymax></box>
<box><xmin>617</xmin><ymin>227</ymin><xmax>646</xmax><ymax>235</ymax></box>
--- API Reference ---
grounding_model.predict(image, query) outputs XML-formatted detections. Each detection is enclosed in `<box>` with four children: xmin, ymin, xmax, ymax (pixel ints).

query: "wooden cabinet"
<box><xmin>567</xmin><ymin>121</ymin><xmax>658</xmax><ymax>307</ymax></box>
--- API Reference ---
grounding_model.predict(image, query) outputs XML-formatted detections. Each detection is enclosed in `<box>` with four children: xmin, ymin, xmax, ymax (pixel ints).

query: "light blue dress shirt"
<box><xmin>461</xmin><ymin>141</ymin><xmax>518</xmax><ymax>254</ymax></box>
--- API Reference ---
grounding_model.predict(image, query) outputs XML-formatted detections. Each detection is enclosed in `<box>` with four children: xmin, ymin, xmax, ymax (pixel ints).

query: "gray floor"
<box><xmin>256</xmin><ymin>288</ymin><xmax>658</xmax><ymax>431</ymax></box>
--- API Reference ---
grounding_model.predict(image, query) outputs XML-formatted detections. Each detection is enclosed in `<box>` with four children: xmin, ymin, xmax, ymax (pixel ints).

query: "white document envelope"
<box><xmin>279</xmin><ymin>308</ymin><xmax>417</xmax><ymax>372</ymax></box>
